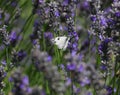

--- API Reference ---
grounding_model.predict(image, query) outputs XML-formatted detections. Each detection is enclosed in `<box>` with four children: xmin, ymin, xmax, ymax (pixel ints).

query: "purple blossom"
<box><xmin>115</xmin><ymin>12</ymin><xmax>120</xmax><ymax>17</ymax></box>
<box><xmin>44</xmin><ymin>32</ymin><xmax>53</xmax><ymax>39</ymax></box>
<box><xmin>100</xmin><ymin>16</ymin><xmax>108</xmax><ymax>27</ymax></box>
<box><xmin>45</xmin><ymin>56</ymin><xmax>52</xmax><ymax>62</ymax></box>
<box><xmin>9</xmin><ymin>31</ymin><xmax>17</xmax><ymax>46</ymax></box>
<box><xmin>22</xmin><ymin>76</ymin><xmax>29</xmax><ymax>85</ymax></box>
<box><xmin>80</xmin><ymin>77</ymin><xmax>91</xmax><ymax>87</ymax></box>
<box><xmin>0</xmin><ymin>14</ymin><xmax>2</xmax><ymax>19</ymax></box>
<box><xmin>0</xmin><ymin>0</ymin><xmax>119</xmax><ymax>95</ymax></box>
<box><xmin>65</xmin><ymin>77</ymin><xmax>71</xmax><ymax>86</ymax></box>
<box><xmin>30</xmin><ymin>33</ymin><xmax>38</xmax><ymax>41</ymax></box>
<box><xmin>31</xmin><ymin>47</ymin><xmax>66</xmax><ymax>94</ymax></box>
<box><xmin>82</xmin><ymin>1</ymin><xmax>90</xmax><ymax>10</ymax></box>
<box><xmin>17</xmin><ymin>50</ymin><xmax>26</xmax><ymax>61</ymax></box>
<box><xmin>67</xmin><ymin>63</ymin><xmax>76</xmax><ymax>71</ymax></box>
<box><xmin>98</xmin><ymin>38</ymin><xmax>112</xmax><ymax>54</ymax></box>
<box><xmin>63</xmin><ymin>0</ymin><xmax>69</xmax><ymax>6</ymax></box>
<box><xmin>54</xmin><ymin>10</ymin><xmax>60</xmax><ymax>17</ymax></box>
<box><xmin>39</xmin><ymin>0</ymin><xmax>44</xmax><ymax>3</ymax></box>
<box><xmin>11</xmin><ymin>1</ymin><xmax>17</xmax><ymax>7</ymax></box>
<box><xmin>10</xmin><ymin>68</ymin><xmax>31</xmax><ymax>95</ymax></box>
<box><xmin>73</xmin><ymin>85</ymin><xmax>80</xmax><ymax>94</ymax></box>
<box><xmin>9</xmin><ymin>31</ymin><xmax>17</xmax><ymax>40</ymax></box>
<box><xmin>105</xmin><ymin>86</ymin><xmax>113</xmax><ymax>95</ymax></box>
<box><xmin>77</xmin><ymin>64</ymin><xmax>84</xmax><ymax>72</ymax></box>
<box><xmin>100</xmin><ymin>64</ymin><xmax>107</xmax><ymax>71</ymax></box>
<box><xmin>90</xmin><ymin>15</ymin><xmax>97</xmax><ymax>22</ymax></box>
<box><xmin>0</xmin><ymin>64</ymin><xmax>7</xmax><ymax>95</ymax></box>
<box><xmin>1</xmin><ymin>60</ymin><xmax>6</xmax><ymax>66</ymax></box>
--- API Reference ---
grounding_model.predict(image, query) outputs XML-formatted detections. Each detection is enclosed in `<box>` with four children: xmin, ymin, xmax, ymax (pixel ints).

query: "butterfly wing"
<box><xmin>51</xmin><ymin>36</ymin><xmax>69</xmax><ymax>50</ymax></box>
<box><xmin>55</xmin><ymin>36</ymin><xmax>67</xmax><ymax>49</ymax></box>
<box><xmin>63</xmin><ymin>37</ymin><xmax>70</xmax><ymax>50</ymax></box>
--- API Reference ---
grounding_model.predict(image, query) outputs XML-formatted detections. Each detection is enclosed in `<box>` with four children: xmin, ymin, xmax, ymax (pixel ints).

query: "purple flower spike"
<box><xmin>46</xmin><ymin>56</ymin><xmax>52</xmax><ymax>62</ymax></box>
<box><xmin>0</xmin><ymin>14</ymin><xmax>2</xmax><ymax>19</ymax></box>
<box><xmin>65</xmin><ymin>78</ymin><xmax>71</xmax><ymax>86</ymax></box>
<box><xmin>27</xmin><ymin>87</ymin><xmax>32</xmax><ymax>93</ymax></box>
<box><xmin>98</xmin><ymin>38</ymin><xmax>112</xmax><ymax>54</ymax></box>
<box><xmin>78</xmin><ymin>64</ymin><xmax>84</xmax><ymax>72</ymax></box>
<box><xmin>115</xmin><ymin>12</ymin><xmax>120</xmax><ymax>17</ymax></box>
<box><xmin>67</xmin><ymin>63</ymin><xmax>76</xmax><ymax>71</ymax></box>
<box><xmin>44</xmin><ymin>32</ymin><xmax>53</xmax><ymax>39</ymax></box>
<box><xmin>87</xmin><ymin>92</ymin><xmax>93</xmax><ymax>95</ymax></box>
<box><xmin>54</xmin><ymin>10</ymin><xmax>60</xmax><ymax>17</ymax></box>
<box><xmin>39</xmin><ymin>0</ymin><xmax>44</xmax><ymax>3</ymax></box>
<box><xmin>11</xmin><ymin>1</ymin><xmax>17</xmax><ymax>7</ymax></box>
<box><xmin>9</xmin><ymin>31</ymin><xmax>17</xmax><ymax>40</ymax></box>
<box><xmin>80</xmin><ymin>77</ymin><xmax>90</xmax><ymax>87</ymax></box>
<box><xmin>100</xmin><ymin>64</ymin><xmax>107</xmax><ymax>71</ymax></box>
<box><xmin>100</xmin><ymin>16</ymin><xmax>108</xmax><ymax>27</ymax></box>
<box><xmin>9</xmin><ymin>31</ymin><xmax>17</xmax><ymax>46</ymax></box>
<box><xmin>9</xmin><ymin>77</ymin><xmax>13</xmax><ymax>82</ymax></box>
<box><xmin>1</xmin><ymin>60</ymin><xmax>6</xmax><ymax>66</ymax></box>
<box><xmin>22</xmin><ymin>76</ymin><xmax>29</xmax><ymax>85</ymax></box>
<box><xmin>90</xmin><ymin>15</ymin><xmax>97</xmax><ymax>22</ymax></box>
<box><xmin>105</xmin><ymin>86</ymin><xmax>113</xmax><ymax>94</ymax></box>
<box><xmin>17</xmin><ymin>50</ymin><xmax>26</xmax><ymax>61</ymax></box>
<box><xmin>83</xmin><ymin>1</ymin><xmax>90</xmax><ymax>9</ymax></box>
<box><xmin>63</xmin><ymin>0</ymin><xmax>69</xmax><ymax>6</ymax></box>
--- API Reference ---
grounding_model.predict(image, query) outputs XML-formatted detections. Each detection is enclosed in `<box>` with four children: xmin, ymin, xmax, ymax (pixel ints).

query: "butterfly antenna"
<box><xmin>67</xmin><ymin>35</ymin><xmax>74</xmax><ymax>41</ymax></box>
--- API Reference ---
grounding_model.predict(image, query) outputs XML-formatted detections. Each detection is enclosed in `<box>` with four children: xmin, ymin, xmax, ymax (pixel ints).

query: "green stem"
<box><xmin>6</xmin><ymin>47</ymin><xmax>9</xmax><ymax>69</ymax></box>
<box><xmin>16</xmin><ymin>13</ymin><xmax>33</xmax><ymax>50</ymax></box>
<box><xmin>70</xmin><ymin>72</ymin><xmax>74</xmax><ymax>95</ymax></box>
<box><xmin>113</xmin><ymin>58</ymin><xmax>118</xmax><ymax>95</ymax></box>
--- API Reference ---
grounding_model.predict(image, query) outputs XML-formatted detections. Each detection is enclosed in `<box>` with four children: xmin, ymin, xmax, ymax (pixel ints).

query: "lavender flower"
<box><xmin>0</xmin><ymin>25</ymin><xmax>10</xmax><ymax>46</ymax></box>
<box><xmin>9</xmin><ymin>31</ymin><xmax>18</xmax><ymax>47</ymax></box>
<box><xmin>105</xmin><ymin>86</ymin><xmax>113</xmax><ymax>95</ymax></box>
<box><xmin>31</xmin><ymin>46</ymin><xmax>66</xmax><ymax>95</ymax></box>
<box><xmin>0</xmin><ymin>9</ymin><xmax>10</xmax><ymax>26</ymax></box>
<box><xmin>64</xmin><ymin>53</ymin><xmax>104</xmax><ymax>94</ymax></box>
<box><xmin>48</xmin><ymin>1</ymin><xmax>60</xmax><ymax>32</ymax></box>
<box><xmin>30</xmin><ymin>87</ymin><xmax>46</xmax><ymax>95</ymax></box>
<box><xmin>10</xmin><ymin>68</ymin><xmax>31</xmax><ymax>95</ymax></box>
<box><xmin>65</xmin><ymin>16</ymin><xmax>78</xmax><ymax>52</ymax></box>
<box><xmin>0</xmin><ymin>0</ymin><xmax>119</xmax><ymax>95</ymax></box>
<box><xmin>10</xmin><ymin>49</ymin><xmax>26</xmax><ymax>68</ymax></box>
<box><xmin>10</xmin><ymin>68</ymin><xmax>47</xmax><ymax>95</ymax></box>
<box><xmin>90</xmin><ymin>0</ymin><xmax>120</xmax><ymax>78</ymax></box>
<box><xmin>44</xmin><ymin>32</ymin><xmax>53</xmax><ymax>40</ymax></box>
<box><xmin>0</xmin><ymin>61</ymin><xmax>7</xmax><ymax>95</ymax></box>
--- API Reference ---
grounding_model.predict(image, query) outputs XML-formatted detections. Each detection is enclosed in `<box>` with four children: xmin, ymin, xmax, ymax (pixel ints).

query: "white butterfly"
<box><xmin>51</xmin><ymin>36</ymin><xmax>70</xmax><ymax>50</ymax></box>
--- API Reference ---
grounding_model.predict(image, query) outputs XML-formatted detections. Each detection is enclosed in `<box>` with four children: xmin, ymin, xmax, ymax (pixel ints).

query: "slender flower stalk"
<box><xmin>0</xmin><ymin>60</ymin><xmax>7</xmax><ymax>95</ymax></box>
<box><xmin>0</xmin><ymin>25</ymin><xmax>10</xmax><ymax>46</ymax></box>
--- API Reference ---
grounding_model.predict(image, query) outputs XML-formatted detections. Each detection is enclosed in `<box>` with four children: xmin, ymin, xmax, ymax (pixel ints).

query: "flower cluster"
<box><xmin>10</xmin><ymin>68</ymin><xmax>46</xmax><ymax>95</ymax></box>
<box><xmin>0</xmin><ymin>61</ymin><xmax>7</xmax><ymax>95</ymax></box>
<box><xmin>8</xmin><ymin>49</ymin><xmax>26</xmax><ymax>69</ymax></box>
<box><xmin>31</xmin><ymin>46</ymin><xmax>66</xmax><ymax>95</ymax></box>
<box><xmin>64</xmin><ymin>53</ymin><xmax>104</xmax><ymax>93</ymax></box>
<box><xmin>31</xmin><ymin>0</ymin><xmax>79</xmax><ymax>53</ymax></box>
<box><xmin>0</xmin><ymin>9</ymin><xmax>10</xmax><ymax>26</ymax></box>
<box><xmin>90</xmin><ymin>0</ymin><xmax>120</xmax><ymax>94</ymax></box>
<box><xmin>0</xmin><ymin>25</ymin><xmax>10</xmax><ymax>46</ymax></box>
<box><xmin>10</xmin><ymin>68</ymin><xmax>31</xmax><ymax>95</ymax></box>
<box><xmin>0</xmin><ymin>0</ymin><xmax>120</xmax><ymax>95</ymax></box>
